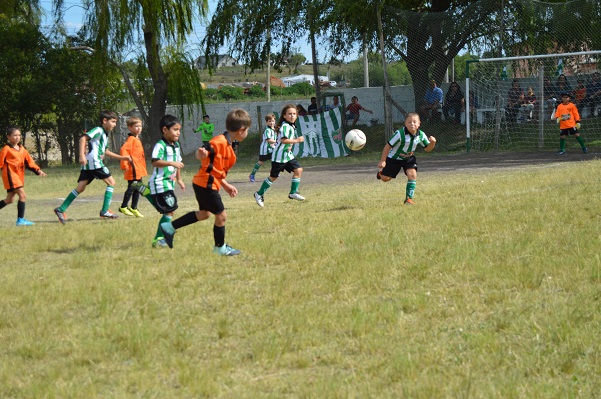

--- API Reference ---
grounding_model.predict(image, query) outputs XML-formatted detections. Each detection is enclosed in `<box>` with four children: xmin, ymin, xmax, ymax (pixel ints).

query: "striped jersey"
<box><xmin>259</xmin><ymin>126</ymin><xmax>277</xmax><ymax>156</ymax></box>
<box><xmin>82</xmin><ymin>126</ymin><xmax>109</xmax><ymax>170</ymax></box>
<box><xmin>387</xmin><ymin>127</ymin><xmax>430</xmax><ymax>160</ymax></box>
<box><xmin>271</xmin><ymin>121</ymin><xmax>299</xmax><ymax>163</ymax></box>
<box><xmin>148</xmin><ymin>138</ymin><xmax>182</xmax><ymax>194</ymax></box>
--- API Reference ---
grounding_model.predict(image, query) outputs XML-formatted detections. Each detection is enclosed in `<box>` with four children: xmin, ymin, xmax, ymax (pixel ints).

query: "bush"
<box><xmin>247</xmin><ymin>84</ymin><xmax>265</xmax><ymax>98</ymax></box>
<box><xmin>203</xmin><ymin>88</ymin><xmax>219</xmax><ymax>100</ymax></box>
<box><xmin>217</xmin><ymin>85</ymin><xmax>245</xmax><ymax>101</ymax></box>
<box><xmin>287</xmin><ymin>82</ymin><xmax>314</xmax><ymax>96</ymax></box>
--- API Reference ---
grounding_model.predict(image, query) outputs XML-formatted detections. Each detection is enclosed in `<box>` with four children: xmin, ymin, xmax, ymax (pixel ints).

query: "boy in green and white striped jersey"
<box><xmin>139</xmin><ymin>115</ymin><xmax>185</xmax><ymax>248</ymax></box>
<box><xmin>53</xmin><ymin>110</ymin><xmax>132</xmax><ymax>224</ymax></box>
<box><xmin>249</xmin><ymin>113</ymin><xmax>277</xmax><ymax>182</ymax></box>
<box><xmin>253</xmin><ymin>104</ymin><xmax>305</xmax><ymax>208</ymax></box>
<box><xmin>377</xmin><ymin>112</ymin><xmax>436</xmax><ymax>205</ymax></box>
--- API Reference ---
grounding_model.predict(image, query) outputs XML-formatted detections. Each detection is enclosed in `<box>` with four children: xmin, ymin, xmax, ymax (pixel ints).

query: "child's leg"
<box><xmin>100</xmin><ymin>176</ymin><xmax>117</xmax><ymax>213</ymax></box>
<box><xmin>405</xmin><ymin>169</ymin><xmax>417</xmax><ymax>200</ymax></box>
<box><xmin>251</xmin><ymin>160</ymin><xmax>263</xmax><ymax>176</ymax></box>
<box><xmin>121</xmin><ymin>181</ymin><xmax>135</xmax><ymax>208</ymax></box>
<box><xmin>574</xmin><ymin>133</ymin><xmax>587</xmax><ymax>149</ymax></box>
<box><xmin>290</xmin><ymin>167</ymin><xmax>303</xmax><ymax>194</ymax></box>
<box><xmin>57</xmin><ymin>180</ymin><xmax>87</xmax><ymax>212</ymax></box>
<box><xmin>257</xmin><ymin>176</ymin><xmax>275</xmax><ymax>195</ymax></box>
<box><xmin>214</xmin><ymin>211</ymin><xmax>227</xmax><ymax>247</ymax></box>
<box><xmin>155</xmin><ymin>213</ymin><xmax>173</xmax><ymax>240</ymax></box>
<box><xmin>0</xmin><ymin>191</ymin><xmax>16</xmax><ymax>210</ymax></box>
<box><xmin>559</xmin><ymin>135</ymin><xmax>567</xmax><ymax>152</ymax></box>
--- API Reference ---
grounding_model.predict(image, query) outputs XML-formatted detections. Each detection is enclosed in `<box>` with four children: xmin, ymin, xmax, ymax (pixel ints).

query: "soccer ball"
<box><xmin>345</xmin><ymin>129</ymin><xmax>366</xmax><ymax>151</ymax></box>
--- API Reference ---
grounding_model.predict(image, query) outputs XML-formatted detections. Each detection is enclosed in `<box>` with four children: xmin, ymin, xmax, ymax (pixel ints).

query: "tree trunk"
<box><xmin>144</xmin><ymin>29</ymin><xmax>168</xmax><ymax>144</ymax></box>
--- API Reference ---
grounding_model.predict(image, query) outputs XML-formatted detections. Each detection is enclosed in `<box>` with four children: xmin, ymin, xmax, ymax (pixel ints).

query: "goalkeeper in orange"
<box><xmin>555</xmin><ymin>92</ymin><xmax>587</xmax><ymax>155</ymax></box>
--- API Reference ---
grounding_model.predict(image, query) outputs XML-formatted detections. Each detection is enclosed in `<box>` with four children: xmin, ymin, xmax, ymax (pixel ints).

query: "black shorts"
<box><xmin>560</xmin><ymin>127</ymin><xmax>579</xmax><ymax>136</ymax></box>
<box><xmin>193</xmin><ymin>183</ymin><xmax>225</xmax><ymax>215</ymax></box>
<box><xmin>270</xmin><ymin>159</ymin><xmax>302</xmax><ymax>178</ymax></box>
<box><xmin>381</xmin><ymin>156</ymin><xmax>418</xmax><ymax>178</ymax></box>
<box><xmin>258</xmin><ymin>154</ymin><xmax>272</xmax><ymax>162</ymax></box>
<box><xmin>151</xmin><ymin>190</ymin><xmax>178</xmax><ymax>214</ymax></box>
<box><xmin>78</xmin><ymin>167</ymin><xmax>111</xmax><ymax>184</ymax></box>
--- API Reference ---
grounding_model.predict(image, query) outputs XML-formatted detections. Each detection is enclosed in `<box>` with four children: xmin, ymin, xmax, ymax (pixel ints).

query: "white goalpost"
<box><xmin>465</xmin><ymin>50</ymin><xmax>601</xmax><ymax>153</ymax></box>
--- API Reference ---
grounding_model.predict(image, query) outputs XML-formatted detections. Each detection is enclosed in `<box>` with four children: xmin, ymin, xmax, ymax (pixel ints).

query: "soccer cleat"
<box><xmin>16</xmin><ymin>218</ymin><xmax>34</xmax><ymax>226</ymax></box>
<box><xmin>119</xmin><ymin>206</ymin><xmax>135</xmax><ymax>216</ymax></box>
<box><xmin>556</xmin><ymin>150</ymin><xmax>566</xmax><ymax>156</ymax></box>
<box><xmin>151</xmin><ymin>237</ymin><xmax>168</xmax><ymax>248</ymax></box>
<box><xmin>583</xmin><ymin>147</ymin><xmax>589</xmax><ymax>154</ymax></box>
<box><xmin>160</xmin><ymin>221</ymin><xmax>176</xmax><ymax>249</ymax></box>
<box><xmin>99</xmin><ymin>209</ymin><xmax>119</xmax><ymax>219</ymax></box>
<box><xmin>131</xmin><ymin>181</ymin><xmax>150</xmax><ymax>196</ymax></box>
<box><xmin>213</xmin><ymin>244</ymin><xmax>241</xmax><ymax>256</ymax></box>
<box><xmin>249</xmin><ymin>174</ymin><xmax>255</xmax><ymax>182</ymax></box>
<box><xmin>288</xmin><ymin>193</ymin><xmax>305</xmax><ymax>201</ymax></box>
<box><xmin>128</xmin><ymin>207</ymin><xmax>144</xmax><ymax>218</ymax></box>
<box><xmin>404</xmin><ymin>198</ymin><xmax>414</xmax><ymax>205</ymax></box>
<box><xmin>376</xmin><ymin>170</ymin><xmax>382</xmax><ymax>180</ymax></box>
<box><xmin>254</xmin><ymin>192</ymin><xmax>264</xmax><ymax>208</ymax></box>
<box><xmin>54</xmin><ymin>207</ymin><xmax>66</xmax><ymax>225</ymax></box>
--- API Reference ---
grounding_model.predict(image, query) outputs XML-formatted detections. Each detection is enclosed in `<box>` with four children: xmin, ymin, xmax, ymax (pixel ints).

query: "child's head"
<box><xmin>279</xmin><ymin>104</ymin><xmax>298</xmax><ymax>126</ymax></box>
<box><xmin>265</xmin><ymin>113</ymin><xmax>276</xmax><ymax>127</ymax></box>
<box><xmin>160</xmin><ymin>114</ymin><xmax>182</xmax><ymax>143</ymax></box>
<box><xmin>6</xmin><ymin>126</ymin><xmax>21</xmax><ymax>145</ymax></box>
<box><xmin>310</xmin><ymin>96</ymin><xmax>317</xmax><ymax>104</ymax></box>
<box><xmin>126</xmin><ymin>116</ymin><xmax>143</xmax><ymax>136</ymax></box>
<box><xmin>527</xmin><ymin>86</ymin><xmax>534</xmax><ymax>94</ymax></box>
<box><xmin>351</xmin><ymin>96</ymin><xmax>358</xmax><ymax>103</ymax></box>
<box><xmin>203</xmin><ymin>114</ymin><xmax>210</xmax><ymax>123</ymax></box>
<box><xmin>561</xmin><ymin>92</ymin><xmax>571</xmax><ymax>104</ymax></box>
<box><xmin>404</xmin><ymin>112</ymin><xmax>421</xmax><ymax>134</ymax></box>
<box><xmin>333</xmin><ymin>96</ymin><xmax>339</xmax><ymax>104</ymax></box>
<box><xmin>100</xmin><ymin>110</ymin><xmax>118</xmax><ymax>132</ymax></box>
<box><xmin>225</xmin><ymin>109</ymin><xmax>252</xmax><ymax>142</ymax></box>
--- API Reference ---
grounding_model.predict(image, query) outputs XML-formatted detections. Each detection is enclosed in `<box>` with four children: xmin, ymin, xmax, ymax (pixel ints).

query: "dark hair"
<box><xmin>203</xmin><ymin>114</ymin><xmax>210</xmax><ymax>119</ymax></box>
<box><xmin>159</xmin><ymin>114</ymin><xmax>181</xmax><ymax>132</ymax></box>
<box><xmin>6</xmin><ymin>125</ymin><xmax>20</xmax><ymax>136</ymax></box>
<box><xmin>99</xmin><ymin>110</ymin><xmax>118</xmax><ymax>124</ymax></box>
<box><xmin>278</xmin><ymin>104</ymin><xmax>297</xmax><ymax>130</ymax></box>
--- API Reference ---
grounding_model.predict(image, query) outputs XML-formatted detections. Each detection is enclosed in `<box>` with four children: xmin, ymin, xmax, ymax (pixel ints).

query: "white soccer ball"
<box><xmin>345</xmin><ymin>129</ymin><xmax>366</xmax><ymax>151</ymax></box>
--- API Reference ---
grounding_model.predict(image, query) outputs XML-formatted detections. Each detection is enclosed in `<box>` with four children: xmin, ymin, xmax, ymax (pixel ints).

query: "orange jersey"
<box><xmin>0</xmin><ymin>145</ymin><xmax>41</xmax><ymax>190</ymax></box>
<box><xmin>555</xmin><ymin>102</ymin><xmax>580</xmax><ymax>130</ymax></box>
<box><xmin>119</xmin><ymin>134</ymin><xmax>148</xmax><ymax>180</ymax></box>
<box><xmin>192</xmin><ymin>133</ymin><xmax>237</xmax><ymax>191</ymax></box>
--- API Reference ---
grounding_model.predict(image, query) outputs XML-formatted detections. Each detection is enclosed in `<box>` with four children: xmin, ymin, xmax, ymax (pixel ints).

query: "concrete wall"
<box><xmin>117</xmin><ymin>85</ymin><xmax>420</xmax><ymax>155</ymax></box>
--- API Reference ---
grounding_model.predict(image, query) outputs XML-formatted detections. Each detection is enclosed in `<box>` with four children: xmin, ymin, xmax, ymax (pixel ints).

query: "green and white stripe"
<box><xmin>259</xmin><ymin>126</ymin><xmax>276</xmax><ymax>156</ymax></box>
<box><xmin>148</xmin><ymin>139</ymin><xmax>182</xmax><ymax>194</ymax></box>
<box><xmin>294</xmin><ymin>108</ymin><xmax>348</xmax><ymax>158</ymax></box>
<box><xmin>271</xmin><ymin>121</ymin><xmax>298</xmax><ymax>163</ymax></box>
<box><xmin>82</xmin><ymin>126</ymin><xmax>108</xmax><ymax>170</ymax></box>
<box><xmin>387</xmin><ymin>127</ymin><xmax>430</xmax><ymax>160</ymax></box>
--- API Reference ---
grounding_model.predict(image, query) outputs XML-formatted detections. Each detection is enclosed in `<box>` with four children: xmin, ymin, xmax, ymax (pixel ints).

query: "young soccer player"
<box><xmin>254</xmin><ymin>104</ymin><xmax>305</xmax><ymax>208</ymax></box>
<box><xmin>136</xmin><ymin>115</ymin><xmax>186</xmax><ymax>248</ymax></box>
<box><xmin>195</xmin><ymin>114</ymin><xmax>214</xmax><ymax>144</ymax></box>
<box><xmin>118</xmin><ymin>116</ymin><xmax>147</xmax><ymax>217</ymax></box>
<box><xmin>555</xmin><ymin>92</ymin><xmax>587</xmax><ymax>155</ymax></box>
<box><xmin>377</xmin><ymin>112</ymin><xmax>436</xmax><ymax>205</ymax></box>
<box><xmin>160</xmin><ymin>109</ymin><xmax>251</xmax><ymax>256</ymax></box>
<box><xmin>0</xmin><ymin>126</ymin><xmax>47</xmax><ymax>226</ymax></box>
<box><xmin>54</xmin><ymin>110</ymin><xmax>131</xmax><ymax>224</ymax></box>
<box><xmin>249</xmin><ymin>113</ymin><xmax>277</xmax><ymax>182</ymax></box>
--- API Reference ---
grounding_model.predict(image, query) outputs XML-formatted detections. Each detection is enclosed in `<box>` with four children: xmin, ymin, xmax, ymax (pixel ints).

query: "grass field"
<box><xmin>1</xmin><ymin>154</ymin><xmax>600</xmax><ymax>398</ymax></box>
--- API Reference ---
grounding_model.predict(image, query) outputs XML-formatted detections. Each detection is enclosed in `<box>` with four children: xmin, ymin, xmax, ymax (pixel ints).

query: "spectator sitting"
<box><xmin>345</xmin><ymin>96</ymin><xmax>373</xmax><ymax>127</ymax></box>
<box><xmin>583</xmin><ymin>72</ymin><xmax>601</xmax><ymax>117</ymax></box>
<box><xmin>296</xmin><ymin>104</ymin><xmax>308</xmax><ymax>116</ymax></box>
<box><xmin>442</xmin><ymin>82</ymin><xmax>464</xmax><ymax>124</ymax></box>
<box><xmin>554</xmin><ymin>74</ymin><xmax>572</xmax><ymax>102</ymax></box>
<box><xmin>521</xmin><ymin>86</ymin><xmax>537</xmax><ymax>121</ymax></box>
<box><xmin>307</xmin><ymin>97</ymin><xmax>318</xmax><ymax>115</ymax></box>
<box><xmin>419</xmin><ymin>79</ymin><xmax>443</xmax><ymax>122</ymax></box>
<box><xmin>506</xmin><ymin>79</ymin><xmax>524</xmax><ymax>123</ymax></box>
<box><xmin>572</xmin><ymin>78</ymin><xmax>586</xmax><ymax>109</ymax></box>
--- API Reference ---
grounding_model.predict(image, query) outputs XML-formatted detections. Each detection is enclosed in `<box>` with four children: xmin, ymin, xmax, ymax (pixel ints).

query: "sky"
<box><xmin>39</xmin><ymin>0</ymin><xmax>315</xmax><ymax>60</ymax></box>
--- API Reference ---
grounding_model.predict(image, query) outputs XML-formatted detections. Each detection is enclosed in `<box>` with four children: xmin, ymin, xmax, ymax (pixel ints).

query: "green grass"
<box><xmin>1</xmin><ymin>158</ymin><xmax>601</xmax><ymax>398</ymax></box>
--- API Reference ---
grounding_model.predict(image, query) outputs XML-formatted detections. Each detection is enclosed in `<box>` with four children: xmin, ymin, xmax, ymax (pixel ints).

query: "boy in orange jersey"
<box><xmin>0</xmin><ymin>126</ymin><xmax>47</xmax><ymax>226</ymax></box>
<box><xmin>119</xmin><ymin>116</ymin><xmax>148</xmax><ymax>217</ymax></box>
<box><xmin>160</xmin><ymin>109</ymin><xmax>251</xmax><ymax>256</ymax></box>
<box><xmin>555</xmin><ymin>92</ymin><xmax>587</xmax><ymax>155</ymax></box>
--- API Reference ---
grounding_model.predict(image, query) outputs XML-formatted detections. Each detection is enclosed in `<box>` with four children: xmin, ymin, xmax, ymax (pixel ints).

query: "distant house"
<box><xmin>195</xmin><ymin>55</ymin><xmax>238</xmax><ymax>69</ymax></box>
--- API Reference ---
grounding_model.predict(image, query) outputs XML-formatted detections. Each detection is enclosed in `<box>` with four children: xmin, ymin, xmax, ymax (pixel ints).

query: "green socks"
<box><xmin>406</xmin><ymin>180</ymin><xmax>416</xmax><ymax>199</ymax></box>
<box><xmin>290</xmin><ymin>177</ymin><xmax>300</xmax><ymax>194</ymax></box>
<box><xmin>156</xmin><ymin>214</ymin><xmax>172</xmax><ymax>240</ymax></box>
<box><xmin>257</xmin><ymin>178</ymin><xmax>272</xmax><ymax>195</ymax></box>
<box><xmin>576</xmin><ymin>135</ymin><xmax>586</xmax><ymax>149</ymax></box>
<box><xmin>251</xmin><ymin>162</ymin><xmax>261</xmax><ymax>175</ymax></box>
<box><xmin>59</xmin><ymin>189</ymin><xmax>79</xmax><ymax>212</ymax></box>
<box><xmin>101</xmin><ymin>186</ymin><xmax>114</xmax><ymax>213</ymax></box>
<box><xmin>559</xmin><ymin>138</ymin><xmax>566</xmax><ymax>151</ymax></box>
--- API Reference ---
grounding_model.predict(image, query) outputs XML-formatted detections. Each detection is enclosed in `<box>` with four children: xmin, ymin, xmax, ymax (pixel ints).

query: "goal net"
<box><xmin>466</xmin><ymin>51</ymin><xmax>601</xmax><ymax>153</ymax></box>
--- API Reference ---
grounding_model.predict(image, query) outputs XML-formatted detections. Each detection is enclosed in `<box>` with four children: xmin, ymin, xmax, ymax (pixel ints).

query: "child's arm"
<box><xmin>79</xmin><ymin>135</ymin><xmax>89</xmax><ymax>165</ymax></box>
<box><xmin>378</xmin><ymin>143</ymin><xmax>393</xmax><ymax>168</ymax></box>
<box><xmin>424</xmin><ymin>136</ymin><xmax>437</xmax><ymax>152</ymax></box>
<box><xmin>175</xmin><ymin>167</ymin><xmax>185</xmax><ymax>191</ymax></box>
<box><xmin>195</xmin><ymin>144</ymin><xmax>212</xmax><ymax>160</ymax></box>
<box><xmin>361</xmin><ymin>105</ymin><xmax>373</xmax><ymax>114</ymax></box>
<box><xmin>105</xmin><ymin>149</ymin><xmax>132</xmax><ymax>163</ymax></box>
<box><xmin>221</xmin><ymin>179</ymin><xmax>238</xmax><ymax>198</ymax></box>
<box><xmin>152</xmin><ymin>160</ymin><xmax>184</xmax><ymax>169</ymax></box>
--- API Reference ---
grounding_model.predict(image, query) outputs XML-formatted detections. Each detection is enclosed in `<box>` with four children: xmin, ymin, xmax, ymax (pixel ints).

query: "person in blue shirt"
<box><xmin>419</xmin><ymin>79</ymin><xmax>443</xmax><ymax>122</ymax></box>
